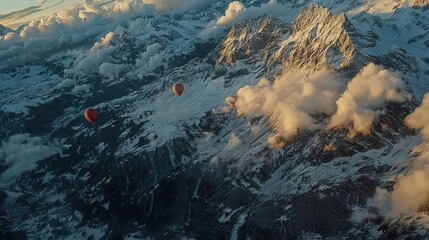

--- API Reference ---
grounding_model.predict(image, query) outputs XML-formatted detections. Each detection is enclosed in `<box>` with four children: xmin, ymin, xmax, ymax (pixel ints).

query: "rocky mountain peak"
<box><xmin>218</xmin><ymin>4</ymin><xmax>366</xmax><ymax>74</ymax></box>
<box><xmin>218</xmin><ymin>16</ymin><xmax>291</xmax><ymax>65</ymax></box>
<box><xmin>276</xmin><ymin>3</ymin><xmax>364</xmax><ymax>73</ymax></box>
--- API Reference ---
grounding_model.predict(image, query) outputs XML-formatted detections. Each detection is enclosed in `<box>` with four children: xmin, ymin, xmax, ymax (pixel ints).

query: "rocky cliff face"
<box><xmin>218</xmin><ymin>16</ymin><xmax>291</xmax><ymax>65</ymax></box>
<box><xmin>282</xmin><ymin>4</ymin><xmax>361</xmax><ymax>71</ymax></box>
<box><xmin>1</xmin><ymin>1</ymin><xmax>429</xmax><ymax>239</ymax></box>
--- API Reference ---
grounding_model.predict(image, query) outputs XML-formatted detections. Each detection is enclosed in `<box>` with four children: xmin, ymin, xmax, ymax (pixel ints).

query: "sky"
<box><xmin>0</xmin><ymin>0</ymin><xmax>89</xmax><ymax>29</ymax></box>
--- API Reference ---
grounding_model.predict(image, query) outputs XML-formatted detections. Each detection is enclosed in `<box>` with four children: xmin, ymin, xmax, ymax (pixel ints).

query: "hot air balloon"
<box><xmin>172</xmin><ymin>83</ymin><xmax>184</xmax><ymax>96</ymax></box>
<box><xmin>84</xmin><ymin>108</ymin><xmax>98</xmax><ymax>124</ymax></box>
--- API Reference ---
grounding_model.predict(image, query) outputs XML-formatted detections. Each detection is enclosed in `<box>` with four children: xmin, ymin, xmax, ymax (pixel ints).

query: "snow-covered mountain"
<box><xmin>1</xmin><ymin>0</ymin><xmax>429</xmax><ymax>239</ymax></box>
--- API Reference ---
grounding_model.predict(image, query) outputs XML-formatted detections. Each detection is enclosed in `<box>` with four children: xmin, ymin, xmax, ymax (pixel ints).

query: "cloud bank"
<box><xmin>74</xmin><ymin>30</ymin><xmax>166</xmax><ymax>79</ymax></box>
<box><xmin>327</xmin><ymin>63</ymin><xmax>410</xmax><ymax>136</ymax></box>
<box><xmin>225</xmin><ymin>67</ymin><xmax>341</xmax><ymax>148</ymax></box>
<box><xmin>0</xmin><ymin>134</ymin><xmax>56</xmax><ymax>185</ymax></box>
<box><xmin>0</xmin><ymin>1</ymin><xmax>158</xmax><ymax>70</ymax></box>
<box><xmin>226</xmin><ymin>63</ymin><xmax>410</xmax><ymax>147</ymax></box>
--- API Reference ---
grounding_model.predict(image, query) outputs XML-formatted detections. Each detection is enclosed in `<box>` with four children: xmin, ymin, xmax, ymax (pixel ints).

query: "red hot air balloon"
<box><xmin>172</xmin><ymin>83</ymin><xmax>184</xmax><ymax>96</ymax></box>
<box><xmin>84</xmin><ymin>109</ymin><xmax>98</xmax><ymax>124</ymax></box>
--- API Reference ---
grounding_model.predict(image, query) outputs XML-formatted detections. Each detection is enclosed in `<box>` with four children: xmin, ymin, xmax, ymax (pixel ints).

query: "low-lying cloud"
<box><xmin>71</xmin><ymin>84</ymin><xmax>91</xmax><ymax>95</ymax></box>
<box><xmin>226</xmin><ymin>63</ymin><xmax>410</xmax><ymax>147</ymax></box>
<box><xmin>75</xmin><ymin>31</ymin><xmax>117</xmax><ymax>74</ymax></box>
<box><xmin>0</xmin><ymin>134</ymin><xmax>56</xmax><ymax>185</ymax></box>
<box><xmin>216</xmin><ymin>1</ymin><xmax>246</xmax><ymax>25</ymax></box>
<box><xmin>368</xmin><ymin>92</ymin><xmax>429</xmax><ymax>219</ymax></box>
<box><xmin>57</xmin><ymin>78</ymin><xmax>75</xmax><ymax>89</ymax></box>
<box><xmin>369</xmin><ymin>145</ymin><xmax>429</xmax><ymax>219</ymax></box>
<box><xmin>0</xmin><ymin>1</ymin><xmax>158</xmax><ymax>70</ymax></box>
<box><xmin>199</xmin><ymin>1</ymin><xmax>247</xmax><ymax>39</ymax></box>
<box><xmin>199</xmin><ymin>1</ymin><xmax>300</xmax><ymax>39</ymax></box>
<box><xmin>225</xmin><ymin>67</ymin><xmax>341</xmax><ymax>148</ymax></box>
<box><xmin>327</xmin><ymin>63</ymin><xmax>410</xmax><ymax>136</ymax></box>
<box><xmin>405</xmin><ymin>93</ymin><xmax>429</xmax><ymax>139</ymax></box>
<box><xmin>226</xmin><ymin>133</ymin><xmax>242</xmax><ymax>149</ymax></box>
<box><xmin>135</xmin><ymin>42</ymin><xmax>165</xmax><ymax>73</ymax></box>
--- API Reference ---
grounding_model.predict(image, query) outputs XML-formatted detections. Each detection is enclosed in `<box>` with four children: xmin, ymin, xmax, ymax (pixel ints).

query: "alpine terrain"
<box><xmin>1</xmin><ymin>0</ymin><xmax>429</xmax><ymax>239</ymax></box>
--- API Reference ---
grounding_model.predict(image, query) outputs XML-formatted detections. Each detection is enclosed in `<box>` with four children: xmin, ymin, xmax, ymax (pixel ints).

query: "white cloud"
<box><xmin>71</xmin><ymin>84</ymin><xmax>91</xmax><ymax>95</ymax></box>
<box><xmin>201</xmin><ymin>132</ymin><xmax>215</xmax><ymax>142</ymax></box>
<box><xmin>140</xmin><ymin>42</ymin><xmax>162</xmax><ymax>61</ymax></box>
<box><xmin>57</xmin><ymin>78</ymin><xmax>75</xmax><ymax>89</ymax></box>
<box><xmin>405</xmin><ymin>93</ymin><xmax>429</xmax><ymax>139</ymax></box>
<box><xmin>370</xmin><ymin>149</ymin><xmax>429</xmax><ymax>219</ymax></box>
<box><xmin>368</xmin><ymin>134</ymin><xmax>429</xmax><ymax>220</ymax></box>
<box><xmin>127</xmin><ymin>17</ymin><xmax>154</xmax><ymax>36</ymax></box>
<box><xmin>390</xmin><ymin>166</ymin><xmax>429</xmax><ymax>215</ymax></box>
<box><xmin>226</xmin><ymin>67</ymin><xmax>341</xmax><ymax>148</ymax></box>
<box><xmin>147</xmin><ymin>54</ymin><xmax>163</xmax><ymax>71</ymax></box>
<box><xmin>0</xmin><ymin>134</ymin><xmax>56</xmax><ymax>185</ymax></box>
<box><xmin>227</xmin><ymin>63</ymin><xmax>411</xmax><ymax>147</ymax></box>
<box><xmin>327</xmin><ymin>63</ymin><xmax>410</xmax><ymax>136</ymax></box>
<box><xmin>247</xmin><ymin>122</ymin><xmax>261</xmax><ymax>134</ymax></box>
<box><xmin>209</xmin><ymin>155</ymin><xmax>219</xmax><ymax>165</ymax></box>
<box><xmin>74</xmin><ymin>31</ymin><xmax>117</xmax><ymax>73</ymax></box>
<box><xmin>199</xmin><ymin>1</ymin><xmax>246</xmax><ymax>40</ymax></box>
<box><xmin>226</xmin><ymin>133</ymin><xmax>241</xmax><ymax>149</ymax></box>
<box><xmin>216</xmin><ymin>1</ymin><xmax>246</xmax><ymax>25</ymax></box>
<box><xmin>135</xmin><ymin>42</ymin><xmax>165</xmax><ymax>73</ymax></box>
<box><xmin>199</xmin><ymin>1</ymin><xmax>299</xmax><ymax>39</ymax></box>
<box><xmin>99</xmin><ymin>62</ymin><xmax>126</xmax><ymax>78</ymax></box>
<box><xmin>0</xmin><ymin>1</ymin><xmax>157</xmax><ymax>70</ymax></box>
<box><xmin>0</xmin><ymin>0</ymin><xmax>300</xmax><ymax>69</ymax></box>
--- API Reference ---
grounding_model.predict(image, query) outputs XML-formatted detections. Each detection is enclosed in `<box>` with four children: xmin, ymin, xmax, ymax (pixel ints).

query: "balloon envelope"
<box><xmin>172</xmin><ymin>83</ymin><xmax>184</xmax><ymax>96</ymax></box>
<box><xmin>84</xmin><ymin>109</ymin><xmax>97</xmax><ymax>124</ymax></box>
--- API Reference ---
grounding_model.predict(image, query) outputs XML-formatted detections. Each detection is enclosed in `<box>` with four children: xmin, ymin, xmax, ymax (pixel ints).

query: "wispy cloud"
<box><xmin>0</xmin><ymin>0</ymin><xmax>66</xmax><ymax>29</ymax></box>
<box><xmin>0</xmin><ymin>6</ymin><xmax>44</xmax><ymax>28</ymax></box>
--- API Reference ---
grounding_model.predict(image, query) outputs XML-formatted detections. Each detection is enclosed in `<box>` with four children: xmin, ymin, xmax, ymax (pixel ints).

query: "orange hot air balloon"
<box><xmin>172</xmin><ymin>83</ymin><xmax>184</xmax><ymax>96</ymax></box>
<box><xmin>84</xmin><ymin>108</ymin><xmax>98</xmax><ymax>124</ymax></box>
